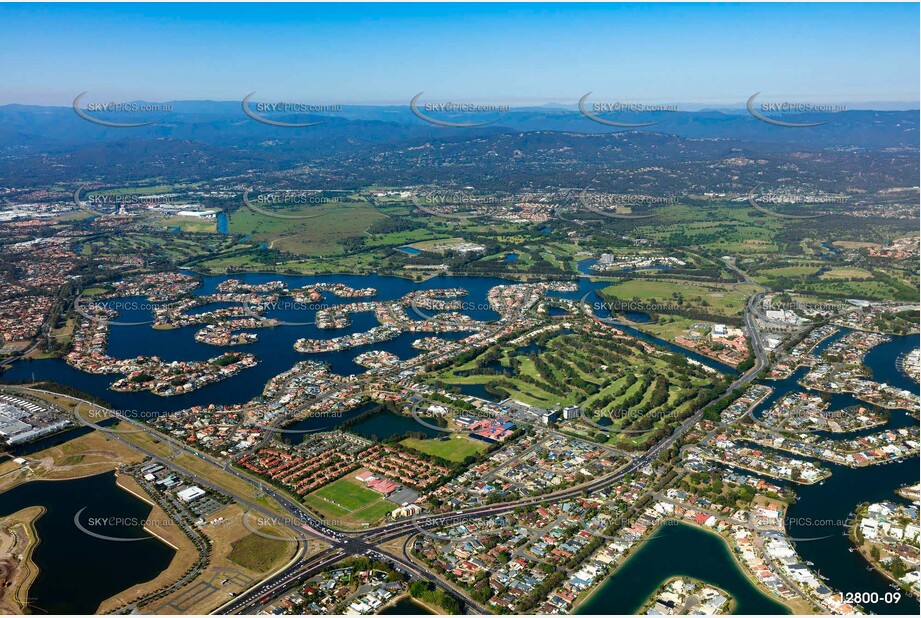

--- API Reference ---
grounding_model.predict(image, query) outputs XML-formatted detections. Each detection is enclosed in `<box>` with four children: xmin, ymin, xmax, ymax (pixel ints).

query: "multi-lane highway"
<box><xmin>13</xmin><ymin>265</ymin><xmax>778</xmax><ymax>615</ymax></box>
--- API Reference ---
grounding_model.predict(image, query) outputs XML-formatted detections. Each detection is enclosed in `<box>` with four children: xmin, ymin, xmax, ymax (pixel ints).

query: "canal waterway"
<box><xmin>740</xmin><ymin>331</ymin><xmax>919</xmax><ymax>614</ymax></box>
<box><xmin>579</xmin><ymin>331</ymin><xmax>919</xmax><ymax>615</ymax></box>
<box><xmin>2</xmin><ymin>273</ymin><xmax>915</xmax><ymax>613</ymax></box>
<box><xmin>576</xmin><ymin>521</ymin><xmax>790</xmax><ymax>614</ymax></box>
<box><xmin>1</xmin><ymin>273</ymin><xmax>731</xmax><ymax>414</ymax></box>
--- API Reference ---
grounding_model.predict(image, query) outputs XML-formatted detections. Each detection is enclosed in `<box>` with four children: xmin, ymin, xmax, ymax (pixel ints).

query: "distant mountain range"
<box><xmin>0</xmin><ymin>101</ymin><xmax>917</xmax><ymax>188</ymax></box>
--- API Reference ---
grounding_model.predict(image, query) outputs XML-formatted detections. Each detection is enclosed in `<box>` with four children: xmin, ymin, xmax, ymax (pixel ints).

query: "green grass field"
<box><xmin>600</xmin><ymin>279</ymin><xmax>754</xmax><ymax>318</ymax></box>
<box><xmin>400</xmin><ymin>435</ymin><xmax>488</xmax><ymax>462</ymax></box>
<box><xmin>150</xmin><ymin>215</ymin><xmax>218</xmax><ymax>234</ymax></box>
<box><xmin>819</xmin><ymin>267</ymin><xmax>874</xmax><ymax>280</ymax></box>
<box><xmin>302</xmin><ymin>493</ymin><xmax>351</xmax><ymax>519</ymax></box>
<box><xmin>349</xmin><ymin>500</ymin><xmax>396</xmax><ymax>523</ymax></box>
<box><xmin>311</xmin><ymin>476</ymin><xmax>381</xmax><ymax>511</ymax></box>
<box><xmin>303</xmin><ymin>475</ymin><xmax>395</xmax><ymax>527</ymax></box>
<box><xmin>228</xmin><ymin>200</ymin><xmax>387</xmax><ymax>256</ymax></box>
<box><xmin>758</xmin><ymin>265</ymin><xmax>822</xmax><ymax>277</ymax></box>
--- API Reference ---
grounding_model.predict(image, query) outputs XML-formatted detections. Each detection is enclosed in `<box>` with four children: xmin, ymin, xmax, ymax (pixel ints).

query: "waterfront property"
<box><xmin>639</xmin><ymin>577</ymin><xmax>733</xmax><ymax>615</ymax></box>
<box><xmin>852</xmin><ymin>501</ymin><xmax>920</xmax><ymax>596</ymax></box>
<box><xmin>576</xmin><ymin>522</ymin><xmax>790</xmax><ymax>615</ymax></box>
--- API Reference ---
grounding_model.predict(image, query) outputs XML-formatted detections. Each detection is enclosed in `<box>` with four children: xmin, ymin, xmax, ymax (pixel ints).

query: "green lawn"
<box><xmin>150</xmin><ymin>215</ymin><xmax>218</xmax><ymax>234</ymax></box>
<box><xmin>758</xmin><ymin>265</ymin><xmax>821</xmax><ymax>277</ymax></box>
<box><xmin>600</xmin><ymin>279</ymin><xmax>754</xmax><ymax>318</ymax></box>
<box><xmin>228</xmin><ymin>200</ymin><xmax>387</xmax><ymax>256</ymax></box>
<box><xmin>400</xmin><ymin>435</ymin><xmax>488</xmax><ymax>462</ymax></box>
<box><xmin>350</xmin><ymin>500</ymin><xmax>396</xmax><ymax>523</ymax></box>
<box><xmin>303</xmin><ymin>475</ymin><xmax>395</xmax><ymax>528</ymax></box>
<box><xmin>310</xmin><ymin>476</ymin><xmax>382</xmax><ymax>511</ymax></box>
<box><xmin>819</xmin><ymin>267</ymin><xmax>874</xmax><ymax>280</ymax></box>
<box><xmin>302</xmin><ymin>493</ymin><xmax>352</xmax><ymax>519</ymax></box>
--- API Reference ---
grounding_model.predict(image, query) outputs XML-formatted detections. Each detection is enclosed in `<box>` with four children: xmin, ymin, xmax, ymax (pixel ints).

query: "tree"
<box><xmin>888</xmin><ymin>557</ymin><xmax>908</xmax><ymax>579</ymax></box>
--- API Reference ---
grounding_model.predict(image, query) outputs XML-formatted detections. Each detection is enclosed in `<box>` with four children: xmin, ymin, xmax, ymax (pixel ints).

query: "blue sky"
<box><xmin>1</xmin><ymin>2</ymin><xmax>918</xmax><ymax>107</ymax></box>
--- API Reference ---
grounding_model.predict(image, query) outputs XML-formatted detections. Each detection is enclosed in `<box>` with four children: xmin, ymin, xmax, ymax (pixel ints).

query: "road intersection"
<box><xmin>12</xmin><ymin>260</ymin><xmax>784</xmax><ymax>615</ymax></box>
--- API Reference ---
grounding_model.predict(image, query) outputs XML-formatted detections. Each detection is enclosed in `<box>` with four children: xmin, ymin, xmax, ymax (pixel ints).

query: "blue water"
<box><xmin>216</xmin><ymin>211</ymin><xmax>229</xmax><ymax>234</ymax></box>
<box><xmin>1</xmin><ymin>273</ymin><xmax>733</xmax><ymax>413</ymax></box>
<box><xmin>4</xmin><ymin>272</ymin><xmax>916</xmax><ymax>613</ymax></box>
<box><xmin>397</xmin><ymin>246</ymin><xmax>422</xmax><ymax>255</ymax></box>
<box><xmin>622</xmin><ymin>311</ymin><xmax>652</xmax><ymax>323</ymax></box>
<box><xmin>741</xmin><ymin>330</ymin><xmax>920</xmax><ymax>614</ymax></box>
<box><xmin>348</xmin><ymin>409</ymin><xmax>443</xmax><ymax>441</ymax></box>
<box><xmin>577</xmin><ymin>258</ymin><xmax>597</xmax><ymax>275</ymax></box>
<box><xmin>504</xmin><ymin>253</ymin><xmax>519</xmax><ymax>262</ymax></box>
<box><xmin>578</xmin><ymin>522</ymin><xmax>789</xmax><ymax>615</ymax></box>
<box><xmin>285</xmin><ymin>401</ymin><xmax>378</xmax><ymax>441</ymax></box>
<box><xmin>863</xmin><ymin>334</ymin><xmax>921</xmax><ymax>394</ymax></box>
<box><xmin>580</xmin><ymin>331</ymin><xmax>921</xmax><ymax>616</ymax></box>
<box><xmin>0</xmin><ymin>471</ymin><xmax>175</xmax><ymax>614</ymax></box>
<box><xmin>451</xmin><ymin>381</ymin><xmax>499</xmax><ymax>401</ymax></box>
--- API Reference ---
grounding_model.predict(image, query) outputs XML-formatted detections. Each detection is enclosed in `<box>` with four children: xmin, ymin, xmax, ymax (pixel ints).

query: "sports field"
<box><xmin>303</xmin><ymin>475</ymin><xmax>395</xmax><ymax>527</ymax></box>
<box><xmin>312</xmin><ymin>476</ymin><xmax>380</xmax><ymax>510</ymax></box>
<box><xmin>400</xmin><ymin>435</ymin><xmax>488</xmax><ymax>462</ymax></box>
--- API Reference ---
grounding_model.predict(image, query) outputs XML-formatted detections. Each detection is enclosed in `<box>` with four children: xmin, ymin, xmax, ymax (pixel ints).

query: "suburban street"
<box><xmin>7</xmin><ymin>267</ymin><xmax>777</xmax><ymax>616</ymax></box>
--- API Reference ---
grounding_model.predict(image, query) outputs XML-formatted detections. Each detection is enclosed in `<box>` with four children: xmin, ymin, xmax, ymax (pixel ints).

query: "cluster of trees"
<box><xmin>409</xmin><ymin>580</ymin><xmax>462</xmax><ymax>614</ymax></box>
<box><xmin>869</xmin><ymin>309</ymin><xmax>920</xmax><ymax>335</ymax></box>
<box><xmin>678</xmin><ymin>471</ymin><xmax>766</xmax><ymax>508</ymax></box>
<box><xmin>366</xmin><ymin>217</ymin><xmax>422</xmax><ymax>236</ymax></box>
